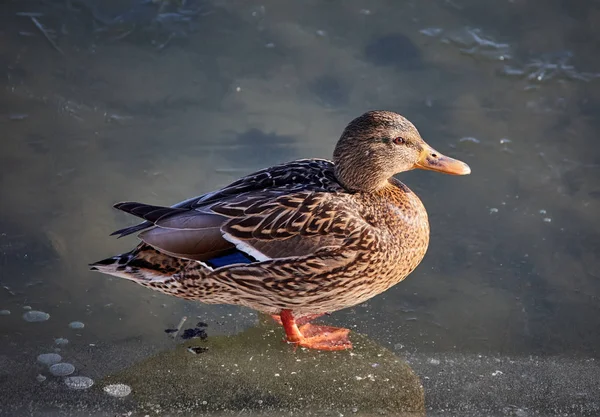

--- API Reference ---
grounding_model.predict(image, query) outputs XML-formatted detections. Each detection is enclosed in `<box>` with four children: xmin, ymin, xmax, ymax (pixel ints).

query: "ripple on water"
<box><xmin>49</xmin><ymin>362</ymin><xmax>75</xmax><ymax>376</ymax></box>
<box><xmin>69</xmin><ymin>321</ymin><xmax>85</xmax><ymax>329</ymax></box>
<box><xmin>103</xmin><ymin>383</ymin><xmax>132</xmax><ymax>397</ymax></box>
<box><xmin>37</xmin><ymin>353</ymin><xmax>62</xmax><ymax>366</ymax></box>
<box><xmin>23</xmin><ymin>311</ymin><xmax>50</xmax><ymax>322</ymax></box>
<box><xmin>65</xmin><ymin>376</ymin><xmax>94</xmax><ymax>390</ymax></box>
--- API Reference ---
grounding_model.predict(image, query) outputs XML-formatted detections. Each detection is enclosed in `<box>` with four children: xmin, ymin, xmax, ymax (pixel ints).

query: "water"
<box><xmin>1</xmin><ymin>0</ymin><xmax>599</xmax><ymax>415</ymax></box>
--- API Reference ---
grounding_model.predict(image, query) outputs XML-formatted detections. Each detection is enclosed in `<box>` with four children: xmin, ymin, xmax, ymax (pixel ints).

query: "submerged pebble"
<box><xmin>36</xmin><ymin>374</ymin><xmax>47</xmax><ymax>382</ymax></box>
<box><xmin>54</xmin><ymin>338</ymin><xmax>69</xmax><ymax>346</ymax></box>
<box><xmin>65</xmin><ymin>376</ymin><xmax>94</xmax><ymax>390</ymax></box>
<box><xmin>103</xmin><ymin>383</ymin><xmax>132</xmax><ymax>397</ymax></box>
<box><xmin>188</xmin><ymin>346</ymin><xmax>209</xmax><ymax>354</ymax></box>
<box><xmin>23</xmin><ymin>310</ymin><xmax>50</xmax><ymax>322</ymax></box>
<box><xmin>181</xmin><ymin>327</ymin><xmax>207</xmax><ymax>340</ymax></box>
<box><xmin>37</xmin><ymin>353</ymin><xmax>62</xmax><ymax>366</ymax></box>
<box><xmin>23</xmin><ymin>305</ymin><xmax>32</xmax><ymax>310</ymax></box>
<box><xmin>49</xmin><ymin>362</ymin><xmax>75</xmax><ymax>376</ymax></box>
<box><xmin>0</xmin><ymin>310</ymin><xmax>10</xmax><ymax>316</ymax></box>
<box><xmin>69</xmin><ymin>321</ymin><xmax>85</xmax><ymax>329</ymax></box>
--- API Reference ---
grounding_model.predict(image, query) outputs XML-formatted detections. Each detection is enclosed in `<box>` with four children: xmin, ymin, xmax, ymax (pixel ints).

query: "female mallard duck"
<box><xmin>91</xmin><ymin>110</ymin><xmax>470</xmax><ymax>351</ymax></box>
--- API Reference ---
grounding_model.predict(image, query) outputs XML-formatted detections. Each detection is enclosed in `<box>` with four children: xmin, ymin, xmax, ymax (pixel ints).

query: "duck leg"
<box><xmin>279</xmin><ymin>309</ymin><xmax>352</xmax><ymax>351</ymax></box>
<box><xmin>270</xmin><ymin>312</ymin><xmax>327</xmax><ymax>326</ymax></box>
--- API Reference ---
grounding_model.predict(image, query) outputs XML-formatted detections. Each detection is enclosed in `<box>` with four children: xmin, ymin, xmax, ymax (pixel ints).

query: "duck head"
<box><xmin>333</xmin><ymin>110</ymin><xmax>471</xmax><ymax>192</ymax></box>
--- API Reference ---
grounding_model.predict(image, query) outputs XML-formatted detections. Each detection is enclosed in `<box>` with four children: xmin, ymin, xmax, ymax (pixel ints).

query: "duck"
<box><xmin>90</xmin><ymin>110</ymin><xmax>470</xmax><ymax>351</ymax></box>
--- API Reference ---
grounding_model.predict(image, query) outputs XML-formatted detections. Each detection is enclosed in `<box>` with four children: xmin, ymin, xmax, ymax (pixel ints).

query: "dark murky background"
<box><xmin>1</xmin><ymin>0</ymin><xmax>599</xmax><ymax>416</ymax></box>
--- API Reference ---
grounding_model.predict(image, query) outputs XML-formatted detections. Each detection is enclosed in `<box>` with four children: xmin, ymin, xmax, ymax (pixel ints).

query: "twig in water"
<box><xmin>171</xmin><ymin>315</ymin><xmax>187</xmax><ymax>339</ymax></box>
<box><xmin>30</xmin><ymin>16</ymin><xmax>64</xmax><ymax>56</ymax></box>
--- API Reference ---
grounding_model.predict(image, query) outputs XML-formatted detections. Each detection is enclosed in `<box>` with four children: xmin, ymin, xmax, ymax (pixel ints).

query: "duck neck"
<box><xmin>334</xmin><ymin>162</ymin><xmax>390</xmax><ymax>192</ymax></box>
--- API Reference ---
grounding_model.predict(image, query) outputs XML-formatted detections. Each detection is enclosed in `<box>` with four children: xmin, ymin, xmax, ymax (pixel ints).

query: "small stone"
<box><xmin>0</xmin><ymin>310</ymin><xmax>10</xmax><ymax>315</ymax></box>
<box><xmin>23</xmin><ymin>305</ymin><xmax>32</xmax><ymax>310</ymax></box>
<box><xmin>65</xmin><ymin>376</ymin><xmax>94</xmax><ymax>390</ymax></box>
<box><xmin>37</xmin><ymin>353</ymin><xmax>62</xmax><ymax>366</ymax></box>
<box><xmin>499</xmin><ymin>138</ymin><xmax>512</xmax><ymax>144</ymax></box>
<box><xmin>49</xmin><ymin>362</ymin><xmax>75</xmax><ymax>376</ymax></box>
<box><xmin>23</xmin><ymin>311</ymin><xmax>50</xmax><ymax>322</ymax></box>
<box><xmin>54</xmin><ymin>338</ymin><xmax>69</xmax><ymax>346</ymax></box>
<box><xmin>429</xmin><ymin>358</ymin><xmax>441</xmax><ymax>365</ymax></box>
<box><xmin>69</xmin><ymin>321</ymin><xmax>85</xmax><ymax>329</ymax></box>
<box><xmin>489</xmin><ymin>208</ymin><xmax>498</xmax><ymax>214</ymax></box>
<box><xmin>36</xmin><ymin>374</ymin><xmax>46</xmax><ymax>382</ymax></box>
<box><xmin>104</xmin><ymin>383</ymin><xmax>132</xmax><ymax>398</ymax></box>
<box><xmin>187</xmin><ymin>347</ymin><xmax>209</xmax><ymax>355</ymax></box>
<box><xmin>181</xmin><ymin>328</ymin><xmax>207</xmax><ymax>340</ymax></box>
<box><xmin>539</xmin><ymin>209</ymin><xmax>547</xmax><ymax>214</ymax></box>
<box><xmin>543</xmin><ymin>218</ymin><xmax>552</xmax><ymax>223</ymax></box>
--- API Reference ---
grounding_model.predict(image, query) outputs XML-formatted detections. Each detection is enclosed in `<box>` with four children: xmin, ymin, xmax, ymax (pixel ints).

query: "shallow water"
<box><xmin>1</xmin><ymin>0</ymin><xmax>599</xmax><ymax>415</ymax></box>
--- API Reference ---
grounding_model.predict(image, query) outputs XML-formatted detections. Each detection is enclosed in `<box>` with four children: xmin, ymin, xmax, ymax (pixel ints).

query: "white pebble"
<box><xmin>69</xmin><ymin>321</ymin><xmax>85</xmax><ymax>329</ymax></box>
<box><xmin>49</xmin><ymin>362</ymin><xmax>75</xmax><ymax>376</ymax></box>
<box><xmin>543</xmin><ymin>218</ymin><xmax>552</xmax><ymax>223</ymax></box>
<box><xmin>36</xmin><ymin>374</ymin><xmax>47</xmax><ymax>382</ymax></box>
<box><xmin>55</xmin><ymin>338</ymin><xmax>69</xmax><ymax>346</ymax></box>
<box><xmin>492</xmin><ymin>370</ymin><xmax>503</xmax><ymax>376</ymax></box>
<box><xmin>489</xmin><ymin>208</ymin><xmax>498</xmax><ymax>214</ymax></box>
<box><xmin>429</xmin><ymin>358</ymin><xmax>441</xmax><ymax>365</ymax></box>
<box><xmin>65</xmin><ymin>376</ymin><xmax>94</xmax><ymax>390</ymax></box>
<box><xmin>37</xmin><ymin>353</ymin><xmax>62</xmax><ymax>366</ymax></box>
<box><xmin>539</xmin><ymin>209</ymin><xmax>547</xmax><ymax>214</ymax></box>
<box><xmin>499</xmin><ymin>138</ymin><xmax>512</xmax><ymax>144</ymax></box>
<box><xmin>23</xmin><ymin>305</ymin><xmax>32</xmax><ymax>310</ymax></box>
<box><xmin>0</xmin><ymin>310</ymin><xmax>10</xmax><ymax>315</ymax></box>
<box><xmin>103</xmin><ymin>383</ymin><xmax>132</xmax><ymax>398</ymax></box>
<box><xmin>23</xmin><ymin>311</ymin><xmax>50</xmax><ymax>322</ymax></box>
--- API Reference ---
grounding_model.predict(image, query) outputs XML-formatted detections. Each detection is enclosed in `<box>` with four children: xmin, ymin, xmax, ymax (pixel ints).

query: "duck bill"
<box><xmin>414</xmin><ymin>144</ymin><xmax>471</xmax><ymax>175</ymax></box>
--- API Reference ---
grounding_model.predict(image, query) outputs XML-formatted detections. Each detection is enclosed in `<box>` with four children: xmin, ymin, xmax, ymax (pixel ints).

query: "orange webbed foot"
<box><xmin>277</xmin><ymin>310</ymin><xmax>352</xmax><ymax>351</ymax></box>
<box><xmin>295</xmin><ymin>323</ymin><xmax>352</xmax><ymax>351</ymax></box>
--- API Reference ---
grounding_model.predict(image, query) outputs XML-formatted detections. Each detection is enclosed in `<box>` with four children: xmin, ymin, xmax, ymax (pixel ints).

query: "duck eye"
<box><xmin>393</xmin><ymin>137</ymin><xmax>406</xmax><ymax>145</ymax></box>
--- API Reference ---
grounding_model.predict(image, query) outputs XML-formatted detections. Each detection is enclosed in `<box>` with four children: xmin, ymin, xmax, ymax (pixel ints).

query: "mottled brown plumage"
<box><xmin>91</xmin><ymin>110</ymin><xmax>470</xmax><ymax>350</ymax></box>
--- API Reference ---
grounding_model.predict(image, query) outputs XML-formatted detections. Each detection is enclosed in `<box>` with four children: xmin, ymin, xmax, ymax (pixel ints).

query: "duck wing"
<box><xmin>110</xmin><ymin>159</ymin><xmax>339</xmax><ymax>238</ymax></box>
<box><xmin>110</xmin><ymin>159</ymin><xmax>353</xmax><ymax>264</ymax></box>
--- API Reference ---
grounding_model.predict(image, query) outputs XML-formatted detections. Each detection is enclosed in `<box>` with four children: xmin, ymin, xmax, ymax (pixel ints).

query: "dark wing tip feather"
<box><xmin>109</xmin><ymin>222</ymin><xmax>152</xmax><ymax>238</ymax></box>
<box><xmin>110</xmin><ymin>201</ymin><xmax>188</xmax><ymax>238</ymax></box>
